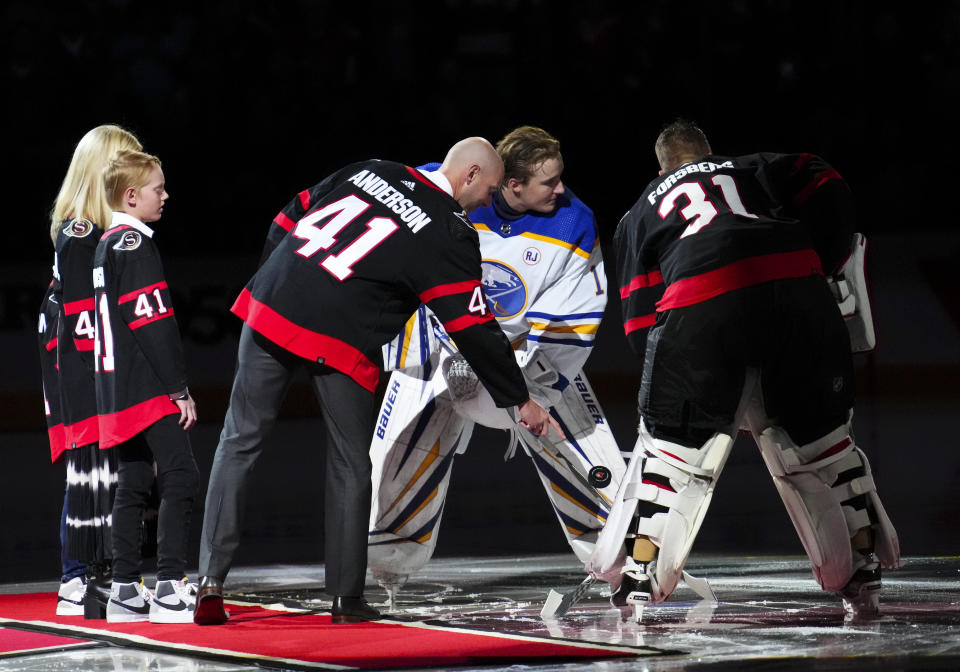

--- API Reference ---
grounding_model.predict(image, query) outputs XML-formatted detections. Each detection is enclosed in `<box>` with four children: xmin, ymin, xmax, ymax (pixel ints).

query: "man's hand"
<box><xmin>517</xmin><ymin>398</ymin><xmax>564</xmax><ymax>438</ymax></box>
<box><xmin>174</xmin><ymin>396</ymin><xmax>197</xmax><ymax>430</ymax></box>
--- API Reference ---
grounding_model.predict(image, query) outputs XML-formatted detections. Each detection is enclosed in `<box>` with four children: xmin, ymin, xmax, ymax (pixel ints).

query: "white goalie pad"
<box><xmin>381</xmin><ymin>305</ymin><xmax>449</xmax><ymax>376</ymax></box>
<box><xmin>753</xmin><ymin>421</ymin><xmax>901</xmax><ymax>592</ymax></box>
<box><xmin>827</xmin><ymin>232</ymin><xmax>875</xmax><ymax>353</ymax></box>
<box><xmin>368</xmin><ymin>369</ymin><xmax>473</xmax><ymax>576</ymax></box>
<box><xmin>516</xmin><ymin>371</ymin><xmax>626</xmax><ymax>563</ymax></box>
<box><xmin>587</xmin><ymin>420</ymin><xmax>733</xmax><ymax>602</ymax></box>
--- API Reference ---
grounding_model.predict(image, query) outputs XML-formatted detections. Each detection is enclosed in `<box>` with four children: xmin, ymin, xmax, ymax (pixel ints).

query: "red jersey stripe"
<box><xmin>232</xmin><ymin>289</ymin><xmax>379</xmax><ymax>393</ymax></box>
<box><xmin>48</xmin><ymin>423</ymin><xmax>66</xmax><ymax>463</ymax></box>
<box><xmin>64</xmin><ymin>415</ymin><xmax>99</xmax><ymax>450</ymax></box>
<box><xmin>119</xmin><ymin>281</ymin><xmax>168</xmax><ymax>305</ymax></box>
<box><xmin>657</xmin><ymin>249</ymin><xmax>823</xmax><ymax>312</ymax></box>
<box><xmin>623</xmin><ymin>314</ymin><xmax>656</xmax><ymax>335</ymax></box>
<box><xmin>63</xmin><ymin>297</ymin><xmax>95</xmax><ymax>315</ymax></box>
<box><xmin>443</xmin><ymin>312</ymin><xmax>494</xmax><ymax>333</ymax></box>
<box><xmin>45</xmin><ymin>337</ymin><xmax>58</xmax><ymax>352</ymax></box>
<box><xmin>790</xmin><ymin>153</ymin><xmax>816</xmax><ymax>175</ymax></box>
<box><xmin>98</xmin><ymin>395</ymin><xmax>179</xmax><ymax>449</ymax></box>
<box><xmin>73</xmin><ymin>338</ymin><xmax>95</xmax><ymax>351</ymax></box>
<box><xmin>298</xmin><ymin>190</ymin><xmax>310</xmax><ymax>210</ymax></box>
<box><xmin>418</xmin><ymin>280</ymin><xmax>481</xmax><ymax>304</ymax></box>
<box><xmin>275</xmin><ymin>212</ymin><xmax>296</xmax><ymax>232</ymax></box>
<box><xmin>128</xmin><ymin>309</ymin><xmax>176</xmax><ymax>331</ymax></box>
<box><xmin>793</xmin><ymin>169</ymin><xmax>842</xmax><ymax>207</ymax></box>
<box><xmin>620</xmin><ymin>270</ymin><xmax>664</xmax><ymax>299</ymax></box>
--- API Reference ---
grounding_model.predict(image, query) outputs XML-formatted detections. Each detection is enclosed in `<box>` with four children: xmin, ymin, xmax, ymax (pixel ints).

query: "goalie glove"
<box><xmin>826</xmin><ymin>233</ymin><xmax>876</xmax><ymax>353</ymax></box>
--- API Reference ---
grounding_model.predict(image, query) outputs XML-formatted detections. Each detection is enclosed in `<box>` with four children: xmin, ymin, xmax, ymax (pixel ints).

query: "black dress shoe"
<box><xmin>331</xmin><ymin>596</ymin><xmax>381</xmax><ymax>624</ymax></box>
<box><xmin>194</xmin><ymin>576</ymin><xmax>229</xmax><ymax>625</ymax></box>
<box><xmin>83</xmin><ymin>564</ymin><xmax>111</xmax><ymax>619</ymax></box>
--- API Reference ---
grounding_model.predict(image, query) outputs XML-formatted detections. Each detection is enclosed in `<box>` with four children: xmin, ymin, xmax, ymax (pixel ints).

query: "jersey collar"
<box><xmin>109</xmin><ymin>211</ymin><xmax>155</xmax><ymax>237</ymax></box>
<box><xmin>418</xmin><ymin>168</ymin><xmax>453</xmax><ymax>197</ymax></box>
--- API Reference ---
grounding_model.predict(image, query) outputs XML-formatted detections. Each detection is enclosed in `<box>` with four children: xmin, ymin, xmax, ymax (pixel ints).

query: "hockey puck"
<box><xmin>588</xmin><ymin>465</ymin><xmax>612</xmax><ymax>488</ymax></box>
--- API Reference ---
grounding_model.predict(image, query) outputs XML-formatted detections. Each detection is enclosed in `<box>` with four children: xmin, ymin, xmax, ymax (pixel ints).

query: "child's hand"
<box><xmin>175</xmin><ymin>396</ymin><xmax>197</xmax><ymax>429</ymax></box>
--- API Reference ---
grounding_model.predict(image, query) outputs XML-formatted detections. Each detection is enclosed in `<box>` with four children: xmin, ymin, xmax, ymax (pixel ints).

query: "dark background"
<box><xmin>2</xmin><ymin>1</ymin><xmax>958</xmax><ymax>583</ymax></box>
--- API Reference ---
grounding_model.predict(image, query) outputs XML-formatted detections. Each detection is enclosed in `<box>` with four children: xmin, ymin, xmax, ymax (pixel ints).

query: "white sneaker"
<box><xmin>150</xmin><ymin>578</ymin><xmax>197</xmax><ymax>624</ymax></box>
<box><xmin>106</xmin><ymin>580</ymin><xmax>153</xmax><ymax>623</ymax></box>
<box><xmin>56</xmin><ymin>576</ymin><xmax>86</xmax><ymax>616</ymax></box>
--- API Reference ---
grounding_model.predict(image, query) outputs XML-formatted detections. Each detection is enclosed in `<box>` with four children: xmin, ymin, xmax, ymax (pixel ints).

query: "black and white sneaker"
<box><xmin>106</xmin><ymin>580</ymin><xmax>153</xmax><ymax>623</ymax></box>
<box><xmin>150</xmin><ymin>578</ymin><xmax>197</xmax><ymax>624</ymax></box>
<box><xmin>56</xmin><ymin>576</ymin><xmax>86</xmax><ymax>616</ymax></box>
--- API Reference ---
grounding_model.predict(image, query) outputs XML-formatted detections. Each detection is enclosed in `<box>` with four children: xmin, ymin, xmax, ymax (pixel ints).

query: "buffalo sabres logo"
<box><xmin>114</xmin><ymin>230</ymin><xmax>142</xmax><ymax>250</ymax></box>
<box><xmin>481</xmin><ymin>260</ymin><xmax>527</xmax><ymax>318</ymax></box>
<box><xmin>65</xmin><ymin>217</ymin><xmax>94</xmax><ymax>238</ymax></box>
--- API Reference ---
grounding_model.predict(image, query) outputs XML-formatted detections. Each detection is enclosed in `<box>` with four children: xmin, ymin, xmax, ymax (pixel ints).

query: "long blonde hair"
<box><xmin>49</xmin><ymin>125</ymin><xmax>142</xmax><ymax>245</ymax></box>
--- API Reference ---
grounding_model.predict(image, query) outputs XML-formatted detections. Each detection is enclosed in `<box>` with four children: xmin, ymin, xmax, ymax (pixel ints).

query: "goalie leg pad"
<box><xmin>368</xmin><ymin>372</ymin><xmax>472</xmax><ymax>577</ymax></box>
<box><xmin>587</xmin><ymin>421</ymin><xmax>733</xmax><ymax>602</ymax></box>
<box><xmin>637</xmin><ymin>423</ymin><xmax>734</xmax><ymax>601</ymax></box>
<box><xmin>521</xmin><ymin>372</ymin><xmax>627</xmax><ymax>563</ymax></box>
<box><xmin>754</xmin><ymin>421</ymin><xmax>900</xmax><ymax>592</ymax></box>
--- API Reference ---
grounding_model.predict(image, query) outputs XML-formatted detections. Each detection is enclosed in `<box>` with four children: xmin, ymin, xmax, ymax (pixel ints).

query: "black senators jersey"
<box><xmin>236</xmin><ymin>159</ymin><xmax>527</xmax><ymax>407</ymax></box>
<box><xmin>93</xmin><ymin>214</ymin><xmax>187</xmax><ymax>448</ymax></box>
<box><xmin>615</xmin><ymin>152</ymin><xmax>854</xmax><ymax>359</ymax></box>
<box><xmin>37</xmin><ymin>218</ymin><xmax>105</xmax><ymax>460</ymax></box>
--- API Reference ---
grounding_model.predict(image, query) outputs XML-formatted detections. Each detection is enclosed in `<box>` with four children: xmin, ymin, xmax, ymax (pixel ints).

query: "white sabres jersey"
<box><xmin>384</xmin><ymin>187</ymin><xmax>606</xmax><ymax>385</ymax></box>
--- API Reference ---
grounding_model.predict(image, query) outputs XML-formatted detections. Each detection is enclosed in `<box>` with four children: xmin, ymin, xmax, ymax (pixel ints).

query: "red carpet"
<box><xmin>0</xmin><ymin>625</ymin><xmax>91</xmax><ymax>654</ymax></box>
<box><xmin>0</xmin><ymin>593</ymin><xmax>645</xmax><ymax>669</ymax></box>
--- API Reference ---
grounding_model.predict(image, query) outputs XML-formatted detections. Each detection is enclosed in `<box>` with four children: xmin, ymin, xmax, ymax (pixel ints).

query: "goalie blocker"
<box><xmin>828</xmin><ymin>233</ymin><xmax>875</xmax><ymax>353</ymax></box>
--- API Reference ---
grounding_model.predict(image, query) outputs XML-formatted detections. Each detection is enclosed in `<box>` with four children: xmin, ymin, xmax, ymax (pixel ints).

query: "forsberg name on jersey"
<box><xmin>347</xmin><ymin>169</ymin><xmax>432</xmax><ymax>233</ymax></box>
<box><xmin>646</xmin><ymin>159</ymin><xmax>734</xmax><ymax>205</ymax></box>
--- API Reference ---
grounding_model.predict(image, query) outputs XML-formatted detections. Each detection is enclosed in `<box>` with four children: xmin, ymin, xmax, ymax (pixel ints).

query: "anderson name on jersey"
<box><xmin>234</xmin><ymin>159</ymin><xmax>528</xmax><ymax>407</ymax></box>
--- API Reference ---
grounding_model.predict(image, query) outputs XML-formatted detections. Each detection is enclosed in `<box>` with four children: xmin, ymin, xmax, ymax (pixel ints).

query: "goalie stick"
<box><xmin>540</xmin><ymin>575</ymin><xmax>597</xmax><ymax>619</ymax></box>
<box><xmin>539</xmin><ymin>569</ymin><xmax>716</xmax><ymax>621</ymax></box>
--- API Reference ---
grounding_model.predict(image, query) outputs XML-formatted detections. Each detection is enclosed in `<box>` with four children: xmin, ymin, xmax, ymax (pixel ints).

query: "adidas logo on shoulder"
<box><xmin>401</xmin><ymin>180</ymin><xmax>416</xmax><ymax>191</ymax></box>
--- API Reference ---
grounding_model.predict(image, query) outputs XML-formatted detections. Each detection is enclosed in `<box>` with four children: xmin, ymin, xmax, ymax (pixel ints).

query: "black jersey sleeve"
<box><xmin>614</xmin><ymin>206</ymin><xmax>665</xmax><ymax>364</ymax></box>
<box><xmin>113</xmin><ymin>240</ymin><xmax>189</xmax><ymax>394</ymax></box>
<box><xmin>754</xmin><ymin>153</ymin><xmax>856</xmax><ymax>274</ymax></box>
<box><xmin>414</xmin><ymin>215</ymin><xmax>528</xmax><ymax>408</ymax></box>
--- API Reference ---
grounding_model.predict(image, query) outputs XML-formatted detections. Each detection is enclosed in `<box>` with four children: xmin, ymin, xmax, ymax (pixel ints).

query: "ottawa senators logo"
<box><xmin>65</xmin><ymin>217</ymin><xmax>94</xmax><ymax>238</ymax></box>
<box><xmin>113</xmin><ymin>230</ymin><xmax>142</xmax><ymax>250</ymax></box>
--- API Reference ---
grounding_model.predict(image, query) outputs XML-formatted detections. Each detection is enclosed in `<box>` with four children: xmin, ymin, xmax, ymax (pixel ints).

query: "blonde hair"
<box><xmin>495</xmin><ymin>125</ymin><xmax>562</xmax><ymax>184</ymax></box>
<box><xmin>49</xmin><ymin>125</ymin><xmax>142</xmax><ymax>245</ymax></box>
<box><xmin>103</xmin><ymin>150</ymin><xmax>162</xmax><ymax>210</ymax></box>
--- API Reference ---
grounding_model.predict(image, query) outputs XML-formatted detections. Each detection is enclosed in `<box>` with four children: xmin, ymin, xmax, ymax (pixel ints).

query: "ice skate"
<box><xmin>373</xmin><ymin>568</ymin><xmax>408</xmax><ymax>610</ymax></box>
<box><xmin>840</xmin><ymin>551</ymin><xmax>882</xmax><ymax>620</ymax></box>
